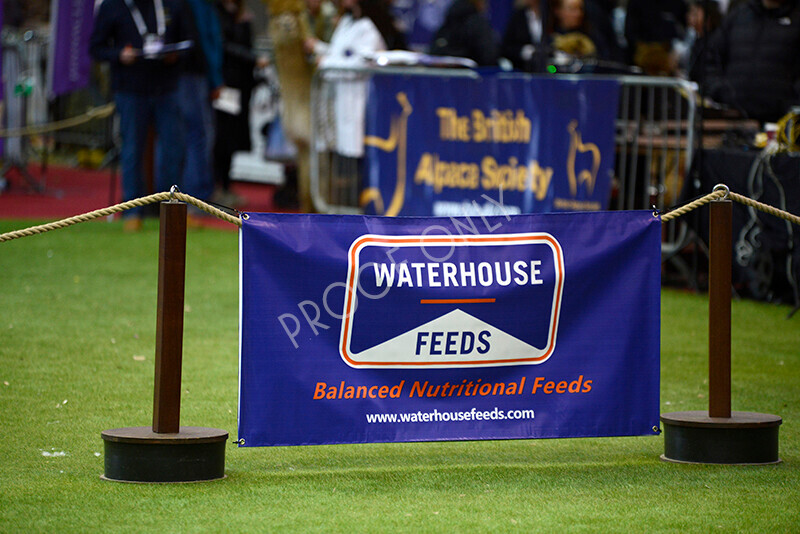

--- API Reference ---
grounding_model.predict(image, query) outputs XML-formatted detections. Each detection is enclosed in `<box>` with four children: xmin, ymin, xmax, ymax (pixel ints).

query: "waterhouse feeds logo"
<box><xmin>340</xmin><ymin>233</ymin><xmax>565</xmax><ymax>368</ymax></box>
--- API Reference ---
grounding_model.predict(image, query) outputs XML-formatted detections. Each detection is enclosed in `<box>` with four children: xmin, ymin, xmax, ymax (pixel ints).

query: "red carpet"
<box><xmin>0</xmin><ymin>164</ymin><xmax>288</xmax><ymax>230</ymax></box>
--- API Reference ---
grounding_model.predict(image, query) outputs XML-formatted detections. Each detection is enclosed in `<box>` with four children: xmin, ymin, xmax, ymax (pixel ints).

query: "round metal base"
<box><xmin>660</xmin><ymin>411</ymin><xmax>781</xmax><ymax>465</ymax></box>
<box><xmin>101</xmin><ymin>426</ymin><xmax>228</xmax><ymax>483</ymax></box>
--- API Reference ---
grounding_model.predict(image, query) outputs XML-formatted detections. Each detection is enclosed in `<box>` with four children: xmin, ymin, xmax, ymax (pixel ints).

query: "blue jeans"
<box><xmin>177</xmin><ymin>74</ymin><xmax>215</xmax><ymax>202</ymax></box>
<box><xmin>114</xmin><ymin>90</ymin><xmax>182</xmax><ymax>217</ymax></box>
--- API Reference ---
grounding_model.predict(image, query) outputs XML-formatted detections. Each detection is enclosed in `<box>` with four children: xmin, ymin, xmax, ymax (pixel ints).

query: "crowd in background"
<box><xmin>428</xmin><ymin>0</ymin><xmax>799</xmax><ymax>127</ymax></box>
<box><xmin>5</xmin><ymin>0</ymin><xmax>798</xmax><ymax>221</ymax></box>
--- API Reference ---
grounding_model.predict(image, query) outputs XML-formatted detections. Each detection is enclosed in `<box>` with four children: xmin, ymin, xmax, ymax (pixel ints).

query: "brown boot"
<box><xmin>122</xmin><ymin>217</ymin><xmax>143</xmax><ymax>233</ymax></box>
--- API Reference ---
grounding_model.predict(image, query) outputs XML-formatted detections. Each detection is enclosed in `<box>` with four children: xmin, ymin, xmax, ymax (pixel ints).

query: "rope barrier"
<box><xmin>1</xmin><ymin>184</ymin><xmax>798</xmax><ymax>243</ymax></box>
<box><xmin>0</xmin><ymin>103</ymin><xmax>116</xmax><ymax>138</ymax></box>
<box><xmin>728</xmin><ymin>191</ymin><xmax>800</xmax><ymax>227</ymax></box>
<box><xmin>660</xmin><ymin>186</ymin><xmax>800</xmax><ymax>227</ymax></box>
<box><xmin>659</xmin><ymin>189</ymin><xmax>727</xmax><ymax>222</ymax></box>
<box><xmin>0</xmin><ymin>190</ymin><xmax>241</xmax><ymax>243</ymax></box>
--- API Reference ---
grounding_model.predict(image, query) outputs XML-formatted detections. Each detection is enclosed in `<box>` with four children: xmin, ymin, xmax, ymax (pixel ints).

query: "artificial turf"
<box><xmin>0</xmin><ymin>217</ymin><xmax>797</xmax><ymax>532</ymax></box>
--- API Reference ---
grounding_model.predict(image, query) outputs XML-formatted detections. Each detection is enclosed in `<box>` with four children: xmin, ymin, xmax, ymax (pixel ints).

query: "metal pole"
<box><xmin>708</xmin><ymin>199</ymin><xmax>732</xmax><ymax>418</ymax></box>
<box><xmin>152</xmin><ymin>201</ymin><xmax>187</xmax><ymax>433</ymax></box>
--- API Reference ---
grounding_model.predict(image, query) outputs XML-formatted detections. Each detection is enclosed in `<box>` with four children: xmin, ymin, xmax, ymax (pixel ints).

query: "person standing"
<box><xmin>705</xmin><ymin>0</ymin><xmax>800</xmax><ymax>123</ymax></box>
<box><xmin>212</xmin><ymin>0</ymin><xmax>263</xmax><ymax>207</ymax></box>
<box><xmin>304</xmin><ymin>0</ymin><xmax>387</xmax><ymax>173</ymax></box>
<box><xmin>178</xmin><ymin>0</ymin><xmax>224</xmax><ymax>212</ymax></box>
<box><xmin>548</xmin><ymin>0</ymin><xmax>618</xmax><ymax>62</ymax></box>
<box><xmin>624</xmin><ymin>0</ymin><xmax>687</xmax><ymax>73</ymax></box>
<box><xmin>429</xmin><ymin>0</ymin><xmax>499</xmax><ymax>66</ymax></box>
<box><xmin>90</xmin><ymin>0</ymin><xmax>190</xmax><ymax>231</ymax></box>
<box><xmin>677</xmin><ymin>0</ymin><xmax>722</xmax><ymax>82</ymax></box>
<box><xmin>502</xmin><ymin>0</ymin><xmax>549</xmax><ymax>72</ymax></box>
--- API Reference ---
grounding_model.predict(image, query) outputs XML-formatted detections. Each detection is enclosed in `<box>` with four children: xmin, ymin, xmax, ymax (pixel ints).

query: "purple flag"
<box><xmin>0</xmin><ymin>0</ymin><xmax>4</xmax><ymax>103</ymax></box>
<box><xmin>47</xmin><ymin>0</ymin><xmax>95</xmax><ymax>97</ymax></box>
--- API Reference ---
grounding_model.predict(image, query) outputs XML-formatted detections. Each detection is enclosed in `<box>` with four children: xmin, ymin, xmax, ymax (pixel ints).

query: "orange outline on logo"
<box><xmin>339</xmin><ymin>233</ymin><xmax>565</xmax><ymax>368</ymax></box>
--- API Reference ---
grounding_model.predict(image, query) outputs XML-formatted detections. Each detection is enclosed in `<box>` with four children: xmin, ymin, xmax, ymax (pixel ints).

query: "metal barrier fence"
<box><xmin>2</xmin><ymin>29</ymin><xmax>50</xmax><ymax>189</ymax></box>
<box><xmin>310</xmin><ymin>66</ymin><xmax>479</xmax><ymax>215</ymax></box>
<box><xmin>612</xmin><ymin>75</ymin><xmax>699</xmax><ymax>276</ymax></box>
<box><xmin>311</xmin><ymin>68</ymin><xmax>698</xmax><ymax>213</ymax></box>
<box><xmin>1</xmin><ymin>28</ymin><xmax>114</xmax><ymax>175</ymax></box>
<box><xmin>310</xmin><ymin>68</ymin><xmax>699</xmax><ymax>268</ymax></box>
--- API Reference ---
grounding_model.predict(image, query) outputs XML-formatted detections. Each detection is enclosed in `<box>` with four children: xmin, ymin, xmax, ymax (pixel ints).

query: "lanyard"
<box><xmin>124</xmin><ymin>0</ymin><xmax>166</xmax><ymax>37</ymax></box>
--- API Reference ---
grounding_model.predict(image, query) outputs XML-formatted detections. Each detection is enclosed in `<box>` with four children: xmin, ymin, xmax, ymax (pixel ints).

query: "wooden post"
<box><xmin>102</xmin><ymin>199</ymin><xmax>228</xmax><ymax>482</ymax></box>
<box><xmin>661</xmin><ymin>191</ymin><xmax>781</xmax><ymax>464</ymax></box>
<box><xmin>708</xmin><ymin>199</ymin><xmax>732</xmax><ymax>418</ymax></box>
<box><xmin>152</xmin><ymin>201</ymin><xmax>187</xmax><ymax>433</ymax></box>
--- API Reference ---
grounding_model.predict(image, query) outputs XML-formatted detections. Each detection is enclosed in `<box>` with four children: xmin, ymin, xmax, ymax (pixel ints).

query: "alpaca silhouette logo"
<box><xmin>566</xmin><ymin>120</ymin><xmax>601</xmax><ymax>197</ymax></box>
<box><xmin>360</xmin><ymin>92</ymin><xmax>413</xmax><ymax>216</ymax></box>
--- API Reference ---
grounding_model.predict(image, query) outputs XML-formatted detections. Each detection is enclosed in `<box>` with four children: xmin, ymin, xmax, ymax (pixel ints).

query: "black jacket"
<box><xmin>624</xmin><ymin>0</ymin><xmax>687</xmax><ymax>62</ymax></box>
<box><xmin>89</xmin><ymin>0</ymin><xmax>190</xmax><ymax>95</ymax></box>
<box><xmin>429</xmin><ymin>0</ymin><xmax>499</xmax><ymax>66</ymax></box>
<box><xmin>706</xmin><ymin>0</ymin><xmax>800</xmax><ymax>122</ymax></box>
<box><xmin>501</xmin><ymin>6</ymin><xmax>549</xmax><ymax>72</ymax></box>
<box><xmin>216</xmin><ymin>4</ymin><xmax>256</xmax><ymax>92</ymax></box>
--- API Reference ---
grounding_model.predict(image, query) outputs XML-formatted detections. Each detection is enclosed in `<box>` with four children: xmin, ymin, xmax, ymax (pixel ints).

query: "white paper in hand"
<box><xmin>213</xmin><ymin>87</ymin><xmax>242</xmax><ymax>115</ymax></box>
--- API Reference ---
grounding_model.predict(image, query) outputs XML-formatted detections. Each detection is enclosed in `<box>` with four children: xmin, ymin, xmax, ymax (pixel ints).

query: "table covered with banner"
<box><xmin>238</xmin><ymin>210</ymin><xmax>661</xmax><ymax>447</ymax></box>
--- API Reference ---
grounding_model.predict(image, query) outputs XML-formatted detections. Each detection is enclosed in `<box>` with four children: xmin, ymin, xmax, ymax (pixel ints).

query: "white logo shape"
<box><xmin>340</xmin><ymin>233</ymin><xmax>565</xmax><ymax>369</ymax></box>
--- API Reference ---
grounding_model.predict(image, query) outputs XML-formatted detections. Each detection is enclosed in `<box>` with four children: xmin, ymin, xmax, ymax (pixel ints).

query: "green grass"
<box><xmin>1</xmin><ymin>218</ymin><xmax>798</xmax><ymax>532</ymax></box>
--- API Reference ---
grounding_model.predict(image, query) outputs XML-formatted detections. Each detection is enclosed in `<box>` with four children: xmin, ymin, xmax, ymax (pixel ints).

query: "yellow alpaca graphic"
<box><xmin>567</xmin><ymin>120</ymin><xmax>601</xmax><ymax>197</ymax></box>
<box><xmin>359</xmin><ymin>92</ymin><xmax>413</xmax><ymax>216</ymax></box>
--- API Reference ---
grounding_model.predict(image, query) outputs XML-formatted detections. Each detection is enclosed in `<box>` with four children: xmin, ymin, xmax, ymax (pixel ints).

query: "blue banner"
<box><xmin>239</xmin><ymin>211</ymin><xmax>661</xmax><ymax>447</ymax></box>
<box><xmin>361</xmin><ymin>74</ymin><xmax>619</xmax><ymax>217</ymax></box>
